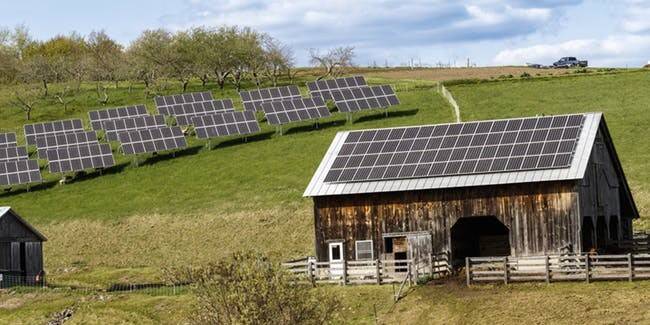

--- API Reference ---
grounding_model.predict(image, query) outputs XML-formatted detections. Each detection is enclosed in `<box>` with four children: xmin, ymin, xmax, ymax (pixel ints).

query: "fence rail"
<box><xmin>466</xmin><ymin>253</ymin><xmax>650</xmax><ymax>285</ymax></box>
<box><xmin>283</xmin><ymin>253</ymin><xmax>450</xmax><ymax>286</ymax></box>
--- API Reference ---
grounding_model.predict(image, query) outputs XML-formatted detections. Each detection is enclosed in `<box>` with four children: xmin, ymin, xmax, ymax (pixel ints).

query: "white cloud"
<box><xmin>621</xmin><ymin>0</ymin><xmax>650</xmax><ymax>33</ymax></box>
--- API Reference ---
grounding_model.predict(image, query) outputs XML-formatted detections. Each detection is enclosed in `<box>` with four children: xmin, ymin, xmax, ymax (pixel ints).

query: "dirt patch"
<box><xmin>366</xmin><ymin>66</ymin><xmax>578</xmax><ymax>82</ymax></box>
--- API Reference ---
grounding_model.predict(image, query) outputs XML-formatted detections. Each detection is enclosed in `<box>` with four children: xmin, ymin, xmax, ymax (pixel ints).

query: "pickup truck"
<box><xmin>552</xmin><ymin>57</ymin><xmax>588</xmax><ymax>68</ymax></box>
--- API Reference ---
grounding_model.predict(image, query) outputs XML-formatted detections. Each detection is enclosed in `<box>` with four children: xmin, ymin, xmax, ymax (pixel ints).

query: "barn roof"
<box><xmin>0</xmin><ymin>207</ymin><xmax>47</xmax><ymax>241</ymax></box>
<box><xmin>304</xmin><ymin>112</ymin><xmax>610</xmax><ymax>197</ymax></box>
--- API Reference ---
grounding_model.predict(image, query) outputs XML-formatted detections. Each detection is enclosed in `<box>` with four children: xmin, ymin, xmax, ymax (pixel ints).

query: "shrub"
<box><xmin>520</xmin><ymin>72</ymin><xmax>532</xmax><ymax>78</ymax></box>
<box><xmin>168</xmin><ymin>252</ymin><xmax>341</xmax><ymax>325</ymax></box>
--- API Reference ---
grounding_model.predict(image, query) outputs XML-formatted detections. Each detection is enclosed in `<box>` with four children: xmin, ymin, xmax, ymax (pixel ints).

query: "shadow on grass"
<box><xmin>283</xmin><ymin>119</ymin><xmax>346</xmax><ymax>135</ymax></box>
<box><xmin>0</xmin><ymin>179</ymin><xmax>59</xmax><ymax>198</ymax></box>
<box><xmin>138</xmin><ymin>146</ymin><xmax>203</xmax><ymax>167</ymax></box>
<box><xmin>354</xmin><ymin>108</ymin><xmax>420</xmax><ymax>124</ymax></box>
<box><xmin>211</xmin><ymin>131</ymin><xmax>275</xmax><ymax>150</ymax></box>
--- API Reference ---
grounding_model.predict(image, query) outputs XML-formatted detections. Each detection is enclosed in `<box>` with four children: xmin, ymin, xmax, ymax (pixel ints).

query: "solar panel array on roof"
<box><xmin>0</xmin><ymin>133</ymin><xmax>17</xmax><ymax>148</ymax></box>
<box><xmin>261</xmin><ymin>97</ymin><xmax>331</xmax><ymax>126</ymax></box>
<box><xmin>155</xmin><ymin>91</ymin><xmax>214</xmax><ymax>115</ymax></box>
<box><xmin>46</xmin><ymin>143</ymin><xmax>115</xmax><ymax>173</ymax></box>
<box><xmin>35</xmin><ymin>131</ymin><xmax>99</xmax><ymax>159</ymax></box>
<box><xmin>0</xmin><ymin>146</ymin><xmax>28</xmax><ymax>162</ymax></box>
<box><xmin>118</xmin><ymin>127</ymin><xmax>187</xmax><ymax>155</ymax></box>
<box><xmin>163</xmin><ymin>99</ymin><xmax>236</xmax><ymax>126</ymax></box>
<box><xmin>306</xmin><ymin>76</ymin><xmax>367</xmax><ymax>101</ymax></box>
<box><xmin>331</xmin><ymin>85</ymin><xmax>400</xmax><ymax>113</ymax></box>
<box><xmin>193</xmin><ymin>111</ymin><xmax>260</xmax><ymax>139</ymax></box>
<box><xmin>102</xmin><ymin>115</ymin><xmax>166</xmax><ymax>141</ymax></box>
<box><xmin>324</xmin><ymin>114</ymin><xmax>586</xmax><ymax>183</ymax></box>
<box><xmin>24</xmin><ymin>119</ymin><xmax>84</xmax><ymax>146</ymax></box>
<box><xmin>239</xmin><ymin>85</ymin><xmax>302</xmax><ymax>111</ymax></box>
<box><xmin>88</xmin><ymin>105</ymin><xmax>148</xmax><ymax>130</ymax></box>
<box><xmin>0</xmin><ymin>160</ymin><xmax>41</xmax><ymax>186</ymax></box>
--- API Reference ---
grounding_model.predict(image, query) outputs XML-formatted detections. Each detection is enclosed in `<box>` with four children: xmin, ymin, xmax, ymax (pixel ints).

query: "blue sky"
<box><xmin>2</xmin><ymin>0</ymin><xmax>649</xmax><ymax>67</ymax></box>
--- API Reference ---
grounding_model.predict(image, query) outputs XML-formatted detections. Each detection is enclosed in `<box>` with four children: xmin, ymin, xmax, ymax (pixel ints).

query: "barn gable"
<box><xmin>0</xmin><ymin>207</ymin><xmax>47</xmax><ymax>242</ymax></box>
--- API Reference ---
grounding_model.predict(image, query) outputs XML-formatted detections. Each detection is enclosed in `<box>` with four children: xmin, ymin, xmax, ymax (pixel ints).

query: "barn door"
<box><xmin>328</xmin><ymin>242</ymin><xmax>344</xmax><ymax>279</ymax></box>
<box><xmin>407</xmin><ymin>233</ymin><xmax>433</xmax><ymax>267</ymax></box>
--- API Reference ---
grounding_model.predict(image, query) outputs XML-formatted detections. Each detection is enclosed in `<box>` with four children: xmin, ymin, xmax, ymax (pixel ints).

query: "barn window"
<box><xmin>0</xmin><ymin>242</ymin><xmax>10</xmax><ymax>270</ymax></box>
<box><xmin>355</xmin><ymin>240</ymin><xmax>373</xmax><ymax>260</ymax></box>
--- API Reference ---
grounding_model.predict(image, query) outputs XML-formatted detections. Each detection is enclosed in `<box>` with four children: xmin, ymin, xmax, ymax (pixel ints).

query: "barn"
<box><xmin>0</xmin><ymin>207</ymin><xmax>46</xmax><ymax>286</ymax></box>
<box><xmin>304</xmin><ymin>113</ymin><xmax>639</xmax><ymax>267</ymax></box>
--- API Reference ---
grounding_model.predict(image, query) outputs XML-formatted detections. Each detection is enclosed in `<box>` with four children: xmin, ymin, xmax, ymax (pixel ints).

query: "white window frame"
<box><xmin>355</xmin><ymin>240</ymin><xmax>374</xmax><ymax>261</ymax></box>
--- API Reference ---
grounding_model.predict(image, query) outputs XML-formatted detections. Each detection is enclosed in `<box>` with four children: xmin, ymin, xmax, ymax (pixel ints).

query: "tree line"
<box><xmin>0</xmin><ymin>25</ymin><xmax>355</xmax><ymax>120</ymax></box>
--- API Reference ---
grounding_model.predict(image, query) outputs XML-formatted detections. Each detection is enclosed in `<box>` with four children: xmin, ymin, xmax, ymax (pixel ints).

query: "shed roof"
<box><xmin>0</xmin><ymin>207</ymin><xmax>47</xmax><ymax>241</ymax></box>
<box><xmin>305</xmin><ymin>112</ymin><xmax>602</xmax><ymax>197</ymax></box>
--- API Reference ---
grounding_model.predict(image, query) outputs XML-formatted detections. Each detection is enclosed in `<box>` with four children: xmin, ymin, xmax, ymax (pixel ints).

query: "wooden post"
<box><xmin>585</xmin><ymin>255</ymin><xmax>590</xmax><ymax>283</ymax></box>
<box><xmin>429</xmin><ymin>254</ymin><xmax>434</xmax><ymax>278</ymax></box>
<box><xmin>407</xmin><ymin>261</ymin><xmax>413</xmax><ymax>286</ymax></box>
<box><xmin>545</xmin><ymin>255</ymin><xmax>551</xmax><ymax>284</ymax></box>
<box><xmin>375</xmin><ymin>259</ymin><xmax>381</xmax><ymax>285</ymax></box>
<box><xmin>628</xmin><ymin>253</ymin><xmax>634</xmax><ymax>282</ymax></box>
<box><xmin>342</xmin><ymin>260</ymin><xmax>347</xmax><ymax>286</ymax></box>
<box><xmin>503</xmin><ymin>257</ymin><xmax>509</xmax><ymax>285</ymax></box>
<box><xmin>465</xmin><ymin>257</ymin><xmax>471</xmax><ymax>286</ymax></box>
<box><xmin>309</xmin><ymin>261</ymin><xmax>316</xmax><ymax>287</ymax></box>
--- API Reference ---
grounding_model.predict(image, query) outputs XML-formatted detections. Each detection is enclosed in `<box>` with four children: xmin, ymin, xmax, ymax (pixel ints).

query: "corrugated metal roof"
<box><xmin>304</xmin><ymin>112</ymin><xmax>602</xmax><ymax>197</ymax></box>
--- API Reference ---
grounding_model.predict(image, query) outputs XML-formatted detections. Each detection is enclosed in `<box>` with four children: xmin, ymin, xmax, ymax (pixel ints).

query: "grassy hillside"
<box><xmin>1</xmin><ymin>70</ymin><xmax>650</xmax><ymax>323</ymax></box>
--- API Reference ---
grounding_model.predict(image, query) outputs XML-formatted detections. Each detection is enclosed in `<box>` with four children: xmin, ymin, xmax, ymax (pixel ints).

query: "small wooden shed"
<box><xmin>304</xmin><ymin>113</ymin><xmax>638</xmax><ymax>267</ymax></box>
<box><xmin>0</xmin><ymin>207</ymin><xmax>46</xmax><ymax>286</ymax></box>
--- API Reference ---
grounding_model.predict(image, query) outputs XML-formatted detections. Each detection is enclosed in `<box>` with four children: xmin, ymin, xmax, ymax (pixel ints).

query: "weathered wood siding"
<box><xmin>314</xmin><ymin>181</ymin><xmax>581</xmax><ymax>262</ymax></box>
<box><xmin>0</xmin><ymin>212</ymin><xmax>41</xmax><ymax>242</ymax></box>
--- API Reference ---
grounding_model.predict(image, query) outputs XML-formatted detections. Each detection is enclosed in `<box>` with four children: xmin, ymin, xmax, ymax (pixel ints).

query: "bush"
<box><xmin>168</xmin><ymin>252</ymin><xmax>341</xmax><ymax>325</ymax></box>
<box><xmin>520</xmin><ymin>72</ymin><xmax>532</xmax><ymax>78</ymax></box>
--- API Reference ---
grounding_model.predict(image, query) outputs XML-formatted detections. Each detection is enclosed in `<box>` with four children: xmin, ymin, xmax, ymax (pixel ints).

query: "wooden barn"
<box><xmin>304</xmin><ymin>113</ymin><xmax>639</xmax><ymax>267</ymax></box>
<box><xmin>0</xmin><ymin>207</ymin><xmax>46</xmax><ymax>286</ymax></box>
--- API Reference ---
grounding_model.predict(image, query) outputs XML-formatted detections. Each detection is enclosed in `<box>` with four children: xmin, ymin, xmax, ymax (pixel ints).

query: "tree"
<box><xmin>87</xmin><ymin>30</ymin><xmax>125</xmax><ymax>88</ymax></box>
<box><xmin>309</xmin><ymin>46</ymin><xmax>355</xmax><ymax>80</ymax></box>
<box><xmin>263</xmin><ymin>37</ymin><xmax>293</xmax><ymax>86</ymax></box>
<box><xmin>229</xmin><ymin>27</ymin><xmax>264</xmax><ymax>91</ymax></box>
<box><xmin>54</xmin><ymin>85</ymin><xmax>75</xmax><ymax>112</ymax></box>
<box><xmin>9</xmin><ymin>85</ymin><xmax>40</xmax><ymax>120</ymax></box>
<box><xmin>166</xmin><ymin>252</ymin><xmax>340</xmax><ymax>325</ymax></box>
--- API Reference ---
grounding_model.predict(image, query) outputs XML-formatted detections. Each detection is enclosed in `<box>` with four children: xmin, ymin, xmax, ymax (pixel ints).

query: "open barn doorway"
<box><xmin>450</xmin><ymin>216</ymin><xmax>510</xmax><ymax>267</ymax></box>
<box><xmin>581</xmin><ymin>217</ymin><xmax>595</xmax><ymax>252</ymax></box>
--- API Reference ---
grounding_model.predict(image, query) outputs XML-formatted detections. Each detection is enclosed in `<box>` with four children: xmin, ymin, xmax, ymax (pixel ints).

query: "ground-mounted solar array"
<box><xmin>0</xmin><ymin>133</ymin><xmax>17</xmax><ymax>148</ymax></box>
<box><xmin>24</xmin><ymin>119</ymin><xmax>85</xmax><ymax>146</ymax></box>
<box><xmin>35</xmin><ymin>131</ymin><xmax>99</xmax><ymax>159</ymax></box>
<box><xmin>307</xmin><ymin>76</ymin><xmax>367</xmax><ymax>101</ymax></box>
<box><xmin>103</xmin><ymin>115</ymin><xmax>166</xmax><ymax>141</ymax></box>
<box><xmin>0</xmin><ymin>146</ymin><xmax>28</xmax><ymax>162</ymax></box>
<box><xmin>324</xmin><ymin>114</ymin><xmax>586</xmax><ymax>183</ymax></box>
<box><xmin>155</xmin><ymin>91</ymin><xmax>214</xmax><ymax>115</ymax></box>
<box><xmin>262</xmin><ymin>97</ymin><xmax>331</xmax><ymax>125</ymax></box>
<box><xmin>89</xmin><ymin>105</ymin><xmax>148</xmax><ymax>130</ymax></box>
<box><xmin>331</xmin><ymin>85</ymin><xmax>400</xmax><ymax>113</ymax></box>
<box><xmin>118</xmin><ymin>127</ymin><xmax>187</xmax><ymax>155</ymax></box>
<box><xmin>163</xmin><ymin>99</ymin><xmax>236</xmax><ymax>126</ymax></box>
<box><xmin>240</xmin><ymin>85</ymin><xmax>302</xmax><ymax>111</ymax></box>
<box><xmin>193</xmin><ymin>111</ymin><xmax>260</xmax><ymax>139</ymax></box>
<box><xmin>0</xmin><ymin>160</ymin><xmax>42</xmax><ymax>186</ymax></box>
<box><xmin>47</xmin><ymin>143</ymin><xmax>115</xmax><ymax>173</ymax></box>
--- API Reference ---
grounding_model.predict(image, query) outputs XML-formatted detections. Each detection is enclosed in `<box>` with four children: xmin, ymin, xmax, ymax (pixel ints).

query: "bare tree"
<box><xmin>263</xmin><ymin>37</ymin><xmax>293</xmax><ymax>86</ymax></box>
<box><xmin>87</xmin><ymin>30</ymin><xmax>124</xmax><ymax>89</ymax></box>
<box><xmin>10</xmin><ymin>85</ymin><xmax>40</xmax><ymax>120</ymax></box>
<box><xmin>309</xmin><ymin>46</ymin><xmax>355</xmax><ymax>80</ymax></box>
<box><xmin>55</xmin><ymin>84</ymin><xmax>75</xmax><ymax>112</ymax></box>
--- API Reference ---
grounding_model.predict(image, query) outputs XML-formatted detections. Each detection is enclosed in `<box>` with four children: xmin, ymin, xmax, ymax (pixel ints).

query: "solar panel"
<box><xmin>155</xmin><ymin>91</ymin><xmax>214</xmax><ymax>115</ymax></box>
<box><xmin>324</xmin><ymin>114</ymin><xmax>586</xmax><ymax>183</ymax></box>
<box><xmin>0</xmin><ymin>133</ymin><xmax>17</xmax><ymax>148</ymax></box>
<box><xmin>0</xmin><ymin>146</ymin><xmax>28</xmax><ymax>162</ymax></box>
<box><xmin>164</xmin><ymin>99</ymin><xmax>236</xmax><ymax>126</ymax></box>
<box><xmin>261</xmin><ymin>97</ymin><xmax>331</xmax><ymax>126</ymax></box>
<box><xmin>118</xmin><ymin>127</ymin><xmax>187</xmax><ymax>155</ymax></box>
<box><xmin>306</xmin><ymin>76</ymin><xmax>367</xmax><ymax>101</ymax></box>
<box><xmin>35</xmin><ymin>131</ymin><xmax>99</xmax><ymax>159</ymax></box>
<box><xmin>239</xmin><ymin>85</ymin><xmax>301</xmax><ymax>111</ymax></box>
<box><xmin>46</xmin><ymin>143</ymin><xmax>115</xmax><ymax>173</ymax></box>
<box><xmin>0</xmin><ymin>160</ymin><xmax>41</xmax><ymax>186</ymax></box>
<box><xmin>193</xmin><ymin>111</ymin><xmax>261</xmax><ymax>139</ymax></box>
<box><xmin>331</xmin><ymin>85</ymin><xmax>400</xmax><ymax>113</ymax></box>
<box><xmin>102</xmin><ymin>115</ymin><xmax>166</xmax><ymax>142</ymax></box>
<box><xmin>88</xmin><ymin>105</ymin><xmax>148</xmax><ymax>130</ymax></box>
<box><xmin>24</xmin><ymin>119</ymin><xmax>85</xmax><ymax>146</ymax></box>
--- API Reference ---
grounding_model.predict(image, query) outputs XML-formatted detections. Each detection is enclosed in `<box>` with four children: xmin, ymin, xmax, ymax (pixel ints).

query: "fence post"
<box><xmin>503</xmin><ymin>257</ymin><xmax>509</xmax><ymax>285</ymax></box>
<box><xmin>376</xmin><ymin>259</ymin><xmax>381</xmax><ymax>285</ymax></box>
<box><xmin>545</xmin><ymin>255</ymin><xmax>551</xmax><ymax>284</ymax></box>
<box><xmin>585</xmin><ymin>255</ymin><xmax>590</xmax><ymax>283</ymax></box>
<box><xmin>465</xmin><ymin>257</ymin><xmax>471</xmax><ymax>286</ymax></box>
<box><xmin>342</xmin><ymin>260</ymin><xmax>347</xmax><ymax>286</ymax></box>
<box><xmin>628</xmin><ymin>253</ymin><xmax>634</xmax><ymax>282</ymax></box>
<box><xmin>429</xmin><ymin>254</ymin><xmax>434</xmax><ymax>278</ymax></box>
<box><xmin>407</xmin><ymin>261</ymin><xmax>413</xmax><ymax>286</ymax></box>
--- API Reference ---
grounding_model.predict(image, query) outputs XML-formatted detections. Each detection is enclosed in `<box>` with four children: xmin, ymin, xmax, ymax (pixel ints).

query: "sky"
<box><xmin>1</xmin><ymin>0</ymin><xmax>649</xmax><ymax>67</ymax></box>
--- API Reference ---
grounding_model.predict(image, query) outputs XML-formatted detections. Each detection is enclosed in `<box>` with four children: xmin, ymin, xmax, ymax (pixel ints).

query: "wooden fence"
<box><xmin>466</xmin><ymin>253</ymin><xmax>650</xmax><ymax>285</ymax></box>
<box><xmin>283</xmin><ymin>253</ymin><xmax>450</xmax><ymax>286</ymax></box>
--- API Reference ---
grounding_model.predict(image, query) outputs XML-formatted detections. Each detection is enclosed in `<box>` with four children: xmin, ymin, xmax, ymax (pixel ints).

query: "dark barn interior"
<box><xmin>451</xmin><ymin>216</ymin><xmax>511</xmax><ymax>264</ymax></box>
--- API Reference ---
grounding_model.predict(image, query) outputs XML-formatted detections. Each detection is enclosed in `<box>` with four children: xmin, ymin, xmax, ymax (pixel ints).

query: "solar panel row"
<box><xmin>24</xmin><ymin>119</ymin><xmax>84</xmax><ymax>145</ymax></box>
<box><xmin>306</xmin><ymin>76</ymin><xmax>367</xmax><ymax>101</ymax></box>
<box><xmin>329</xmin><ymin>85</ymin><xmax>399</xmax><ymax>113</ymax></box>
<box><xmin>193</xmin><ymin>111</ymin><xmax>260</xmax><ymax>139</ymax></box>
<box><xmin>103</xmin><ymin>115</ymin><xmax>166</xmax><ymax>141</ymax></box>
<box><xmin>0</xmin><ymin>160</ymin><xmax>41</xmax><ymax>186</ymax></box>
<box><xmin>324</xmin><ymin>114</ymin><xmax>585</xmax><ymax>183</ymax></box>
<box><xmin>261</xmin><ymin>97</ymin><xmax>331</xmax><ymax>126</ymax></box>
<box><xmin>88</xmin><ymin>105</ymin><xmax>148</xmax><ymax>130</ymax></box>
<box><xmin>0</xmin><ymin>133</ymin><xmax>17</xmax><ymax>148</ymax></box>
<box><xmin>0</xmin><ymin>146</ymin><xmax>28</xmax><ymax>162</ymax></box>
<box><xmin>118</xmin><ymin>127</ymin><xmax>187</xmax><ymax>155</ymax></box>
<box><xmin>47</xmin><ymin>143</ymin><xmax>115</xmax><ymax>173</ymax></box>
<box><xmin>239</xmin><ymin>85</ymin><xmax>301</xmax><ymax>111</ymax></box>
<box><xmin>35</xmin><ymin>131</ymin><xmax>99</xmax><ymax>159</ymax></box>
<box><xmin>160</xmin><ymin>100</ymin><xmax>236</xmax><ymax>125</ymax></box>
<box><xmin>154</xmin><ymin>91</ymin><xmax>214</xmax><ymax>108</ymax></box>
